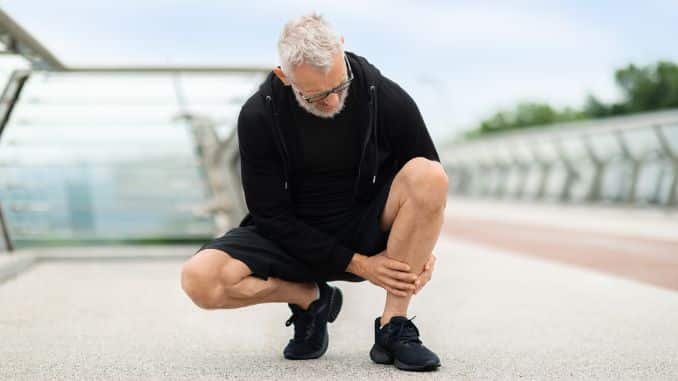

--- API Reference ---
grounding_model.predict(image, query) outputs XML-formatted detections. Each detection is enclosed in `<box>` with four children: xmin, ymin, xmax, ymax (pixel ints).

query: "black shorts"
<box><xmin>193</xmin><ymin>176</ymin><xmax>394</xmax><ymax>283</ymax></box>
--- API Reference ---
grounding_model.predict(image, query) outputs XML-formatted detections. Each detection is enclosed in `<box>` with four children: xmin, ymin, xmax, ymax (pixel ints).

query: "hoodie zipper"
<box><xmin>370</xmin><ymin>85</ymin><xmax>378</xmax><ymax>184</ymax></box>
<box><xmin>359</xmin><ymin>85</ymin><xmax>378</xmax><ymax>185</ymax></box>
<box><xmin>266</xmin><ymin>95</ymin><xmax>290</xmax><ymax>191</ymax></box>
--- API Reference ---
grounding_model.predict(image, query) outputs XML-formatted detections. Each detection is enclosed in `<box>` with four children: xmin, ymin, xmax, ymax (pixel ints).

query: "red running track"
<box><xmin>441</xmin><ymin>216</ymin><xmax>678</xmax><ymax>292</ymax></box>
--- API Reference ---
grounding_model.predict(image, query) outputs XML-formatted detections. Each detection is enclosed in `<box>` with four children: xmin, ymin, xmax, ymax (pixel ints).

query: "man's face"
<box><xmin>288</xmin><ymin>51</ymin><xmax>350</xmax><ymax>119</ymax></box>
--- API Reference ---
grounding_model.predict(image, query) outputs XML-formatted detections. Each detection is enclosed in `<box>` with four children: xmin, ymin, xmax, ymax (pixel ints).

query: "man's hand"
<box><xmin>347</xmin><ymin>250</ymin><xmax>417</xmax><ymax>296</ymax></box>
<box><xmin>413</xmin><ymin>254</ymin><xmax>436</xmax><ymax>295</ymax></box>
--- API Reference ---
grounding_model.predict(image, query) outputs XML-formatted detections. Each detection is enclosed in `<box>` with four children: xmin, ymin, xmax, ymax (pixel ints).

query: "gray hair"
<box><xmin>277</xmin><ymin>12</ymin><xmax>343</xmax><ymax>79</ymax></box>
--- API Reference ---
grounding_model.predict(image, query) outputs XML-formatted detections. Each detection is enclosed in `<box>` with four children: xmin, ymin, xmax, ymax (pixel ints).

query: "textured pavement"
<box><xmin>1</xmin><ymin>235</ymin><xmax>677</xmax><ymax>380</ymax></box>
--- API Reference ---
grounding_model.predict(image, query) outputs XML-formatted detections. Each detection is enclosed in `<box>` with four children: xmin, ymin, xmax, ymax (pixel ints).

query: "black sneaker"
<box><xmin>283</xmin><ymin>281</ymin><xmax>343</xmax><ymax>360</ymax></box>
<box><xmin>369</xmin><ymin>315</ymin><xmax>441</xmax><ymax>371</ymax></box>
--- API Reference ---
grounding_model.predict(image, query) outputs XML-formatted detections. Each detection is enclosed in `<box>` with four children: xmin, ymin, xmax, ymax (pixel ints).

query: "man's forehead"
<box><xmin>292</xmin><ymin>53</ymin><xmax>345</xmax><ymax>91</ymax></box>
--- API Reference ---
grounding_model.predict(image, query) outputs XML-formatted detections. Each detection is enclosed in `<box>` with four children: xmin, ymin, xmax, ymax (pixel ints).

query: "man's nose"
<box><xmin>321</xmin><ymin>92</ymin><xmax>340</xmax><ymax>107</ymax></box>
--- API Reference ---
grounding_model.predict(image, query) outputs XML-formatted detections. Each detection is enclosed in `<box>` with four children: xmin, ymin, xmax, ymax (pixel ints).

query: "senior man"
<box><xmin>181</xmin><ymin>12</ymin><xmax>447</xmax><ymax>372</ymax></box>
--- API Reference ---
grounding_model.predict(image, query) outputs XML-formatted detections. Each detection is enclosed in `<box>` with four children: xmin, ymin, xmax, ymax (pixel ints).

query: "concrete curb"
<box><xmin>0</xmin><ymin>254</ymin><xmax>36</xmax><ymax>284</ymax></box>
<box><xmin>0</xmin><ymin>244</ymin><xmax>195</xmax><ymax>285</ymax></box>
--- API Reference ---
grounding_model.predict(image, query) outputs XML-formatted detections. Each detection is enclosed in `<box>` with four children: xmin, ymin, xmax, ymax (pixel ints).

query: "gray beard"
<box><xmin>292</xmin><ymin>85</ymin><xmax>350</xmax><ymax>119</ymax></box>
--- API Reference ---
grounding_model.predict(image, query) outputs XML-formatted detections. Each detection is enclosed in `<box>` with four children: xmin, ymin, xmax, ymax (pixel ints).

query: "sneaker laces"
<box><xmin>285</xmin><ymin>306</ymin><xmax>317</xmax><ymax>342</ymax></box>
<box><xmin>393</xmin><ymin>316</ymin><xmax>422</xmax><ymax>345</ymax></box>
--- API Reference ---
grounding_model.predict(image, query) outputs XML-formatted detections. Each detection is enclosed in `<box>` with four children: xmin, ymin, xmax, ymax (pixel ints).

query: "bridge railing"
<box><xmin>440</xmin><ymin>109</ymin><xmax>678</xmax><ymax>208</ymax></box>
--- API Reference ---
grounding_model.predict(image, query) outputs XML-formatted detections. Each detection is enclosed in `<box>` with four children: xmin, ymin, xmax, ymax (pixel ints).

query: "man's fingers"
<box><xmin>389</xmin><ymin>278</ymin><xmax>415</xmax><ymax>292</ymax></box>
<box><xmin>385</xmin><ymin>268</ymin><xmax>417</xmax><ymax>282</ymax></box>
<box><xmin>385</xmin><ymin>285</ymin><xmax>409</xmax><ymax>297</ymax></box>
<box><xmin>385</xmin><ymin>259</ymin><xmax>410</xmax><ymax>272</ymax></box>
<box><xmin>427</xmin><ymin>254</ymin><xmax>436</xmax><ymax>266</ymax></box>
<box><xmin>412</xmin><ymin>267</ymin><xmax>433</xmax><ymax>295</ymax></box>
<box><xmin>383</xmin><ymin>276</ymin><xmax>415</xmax><ymax>292</ymax></box>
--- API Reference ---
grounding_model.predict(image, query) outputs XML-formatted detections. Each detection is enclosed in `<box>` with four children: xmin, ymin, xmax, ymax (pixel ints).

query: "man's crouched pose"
<box><xmin>181</xmin><ymin>12</ymin><xmax>448</xmax><ymax>372</ymax></box>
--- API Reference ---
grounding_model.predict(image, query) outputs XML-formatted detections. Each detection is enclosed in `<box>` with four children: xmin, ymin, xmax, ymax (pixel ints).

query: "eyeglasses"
<box><xmin>294</xmin><ymin>55</ymin><xmax>353</xmax><ymax>103</ymax></box>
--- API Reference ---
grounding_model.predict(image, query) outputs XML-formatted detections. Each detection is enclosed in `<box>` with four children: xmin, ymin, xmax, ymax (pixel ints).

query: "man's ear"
<box><xmin>273</xmin><ymin>66</ymin><xmax>291</xmax><ymax>86</ymax></box>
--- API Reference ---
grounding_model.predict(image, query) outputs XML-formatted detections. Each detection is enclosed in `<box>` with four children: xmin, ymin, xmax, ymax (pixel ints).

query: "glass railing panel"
<box><xmin>0</xmin><ymin>70</ymin><xmax>263</xmax><ymax>247</ymax></box>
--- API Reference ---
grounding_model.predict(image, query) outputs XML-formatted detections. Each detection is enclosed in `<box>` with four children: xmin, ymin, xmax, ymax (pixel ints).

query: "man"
<box><xmin>181</xmin><ymin>12</ymin><xmax>448</xmax><ymax>372</ymax></box>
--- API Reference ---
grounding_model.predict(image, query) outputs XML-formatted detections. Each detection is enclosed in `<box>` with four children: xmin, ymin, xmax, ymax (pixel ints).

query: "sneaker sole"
<box><xmin>370</xmin><ymin>343</ymin><xmax>441</xmax><ymax>371</ymax></box>
<box><xmin>283</xmin><ymin>330</ymin><xmax>329</xmax><ymax>360</ymax></box>
<box><xmin>283</xmin><ymin>285</ymin><xmax>343</xmax><ymax>360</ymax></box>
<box><xmin>394</xmin><ymin>359</ymin><xmax>441</xmax><ymax>372</ymax></box>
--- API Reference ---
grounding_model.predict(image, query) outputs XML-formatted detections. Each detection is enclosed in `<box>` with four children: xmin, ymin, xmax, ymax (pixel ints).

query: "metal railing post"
<box><xmin>653</xmin><ymin>124</ymin><xmax>678</xmax><ymax>207</ymax></box>
<box><xmin>614</xmin><ymin>130</ymin><xmax>641</xmax><ymax>205</ymax></box>
<box><xmin>0</xmin><ymin>69</ymin><xmax>30</xmax><ymax>140</ymax></box>
<box><xmin>0</xmin><ymin>69</ymin><xmax>31</xmax><ymax>253</ymax></box>
<box><xmin>554</xmin><ymin>139</ymin><xmax>577</xmax><ymax>202</ymax></box>
<box><xmin>0</xmin><ymin>201</ymin><xmax>13</xmax><ymax>252</ymax></box>
<box><xmin>529</xmin><ymin>144</ymin><xmax>551</xmax><ymax>200</ymax></box>
<box><xmin>583</xmin><ymin>135</ymin><xmax>604</xmax><ymax>202</ymax></box>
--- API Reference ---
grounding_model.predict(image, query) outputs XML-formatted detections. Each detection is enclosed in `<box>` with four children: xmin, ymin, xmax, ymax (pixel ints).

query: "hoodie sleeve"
<box><xmin>236</xmin><ymin>103</ymin><xmax>356</xmax><ymax>276</ymax></box>
<box><xmin>380</xmin><ymin>76</ymin><xmax>441</xmax><ymax>168</ymax></box>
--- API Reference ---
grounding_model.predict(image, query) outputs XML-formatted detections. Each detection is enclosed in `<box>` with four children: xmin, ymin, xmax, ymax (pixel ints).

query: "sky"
<box><xmin>1</xmin><ymin>0</ymin><xmax>678</xmax><ymax>143</ymax></box>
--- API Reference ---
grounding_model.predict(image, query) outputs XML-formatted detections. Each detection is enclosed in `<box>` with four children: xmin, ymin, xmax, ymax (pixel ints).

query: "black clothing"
<box><xmin>194</xmin><ymin>174</ymin><xmax>395</xmax><ymax>283</ymax></box>
<box><xmin>232</xmin><ymin>50</ymin><xmax>440</xmax><ymax>278</ymax></box>
<box><xmin>291</xmin><ymin>79</ymin><xmax>361</xmax><ymax>233</ymax></box>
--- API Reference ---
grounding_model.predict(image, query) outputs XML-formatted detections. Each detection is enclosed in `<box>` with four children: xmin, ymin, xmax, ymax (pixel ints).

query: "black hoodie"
<box><xmin>235</xmin><ymin>50</ymin><xmax>440</xmax><ymax>277</ymax></box>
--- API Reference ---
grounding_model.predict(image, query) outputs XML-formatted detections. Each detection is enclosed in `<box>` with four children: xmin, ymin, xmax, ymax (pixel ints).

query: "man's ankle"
<box><xmin>298</xmin><ymin>283</ymin><xmax>320</xmax><ymax>311</ymax></box>
<box><xmin>380</xmin><ymin>313</ymin><xmax>406</xmax><ymax>328</ymax></box>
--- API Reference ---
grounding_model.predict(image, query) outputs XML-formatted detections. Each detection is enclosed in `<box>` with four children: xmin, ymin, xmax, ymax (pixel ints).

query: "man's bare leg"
<box><xmin>181</xmin><ymin>249</ymin><xmax>319</xmax><ymax>310</ymax></box>
<box><xmin>377</xmin><ymin>157</ymin><xmax>448</xmax><ymax>326</ymax></box>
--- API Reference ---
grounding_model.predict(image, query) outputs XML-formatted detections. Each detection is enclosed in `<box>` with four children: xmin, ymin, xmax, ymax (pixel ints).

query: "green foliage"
<box><xmin>615</xmin><ymin>61</ymin><xmax>678</xmax><ymax>112</ymax></box>
<box><xmin>464</xmin><ymin>102</ymin><xmax>586</xmax><ymax>139</ymax></box>
<box><xmin>466</xmin><ymin>60</ymin><xmax>678</xmax><ymax>139</ymax></box>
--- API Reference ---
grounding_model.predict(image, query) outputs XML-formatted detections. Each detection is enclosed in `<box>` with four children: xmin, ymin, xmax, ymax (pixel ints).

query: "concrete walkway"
<box><xmin>1</xmin><ymin>234</ymin><xmax>677</xmax><ymax>380</ymax></box>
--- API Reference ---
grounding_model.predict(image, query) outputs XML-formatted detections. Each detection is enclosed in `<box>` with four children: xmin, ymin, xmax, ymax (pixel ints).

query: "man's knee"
<box><xmin>402</xmin><ymin>157</ymin><xmax>449</xmax><ymax>212</ymax></box>
<box><xmin>181</xmin><ymin>249</ymin><xmax>250</xmax><ymax>309</ymax></box>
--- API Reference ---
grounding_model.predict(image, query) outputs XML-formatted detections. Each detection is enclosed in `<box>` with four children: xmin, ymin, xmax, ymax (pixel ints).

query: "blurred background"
<box><xmin>0</xmin><ymin>1</ymin><xmax>676</xmax><ymax>249</ymax></box>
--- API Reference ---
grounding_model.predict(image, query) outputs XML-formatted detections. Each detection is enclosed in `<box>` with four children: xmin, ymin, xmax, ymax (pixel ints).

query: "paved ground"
<box><xmin>1</xmin><ymin>199</ymin><xmax>678</xmax><ymax>380</ymax></box>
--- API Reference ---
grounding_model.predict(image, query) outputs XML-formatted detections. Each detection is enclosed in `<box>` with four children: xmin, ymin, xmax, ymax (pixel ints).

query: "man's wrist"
<box><xmin>346</xmin><ymin>253</ymin><xmax>366</xmax><ymax>276</ymax></box>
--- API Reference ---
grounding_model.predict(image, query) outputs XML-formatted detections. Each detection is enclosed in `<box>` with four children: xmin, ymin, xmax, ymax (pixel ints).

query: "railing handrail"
<box><xmin>445</xmin><ymin>107</ymin><xmax>678</xmax><ymax>150</ymax></box>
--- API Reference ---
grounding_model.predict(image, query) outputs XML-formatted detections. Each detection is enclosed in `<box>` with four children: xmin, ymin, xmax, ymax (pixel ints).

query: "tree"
<box><xmin>473</xmin><ymin>102</ymin><xmax>584</xmax><ymax>136</ymax></box>
<box><xmin>615</xmin><ymin>61</ymin><xmax>678</xmax><ymax>112</ymax></box>
<box><xmin>465</xmin><ymin>60</ymin><xmax>678</xmax><ymax>139</ymax></box>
